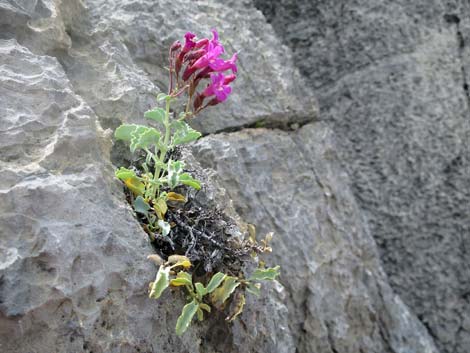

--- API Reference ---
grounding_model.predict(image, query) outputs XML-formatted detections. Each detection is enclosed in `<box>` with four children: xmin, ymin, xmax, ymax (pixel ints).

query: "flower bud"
<box><xmin>182</xmin><ymin>66</ymin><xmax>197</xmax><ymax>81</ymax></box>
<box><xmin>224</xmin><ymin>74</ymin><xmax>236</xmax><ymax>84</ymax></box>
<box><xmin>170</xmin><ymin>40</ymin><xmax>182</xmax><ymax>54</ymax></box>
<box><xmin>184</xmin><ymin>49</ymin><xmax>206</xmax><ymax>62</ymax></box>
<box><xmin>195</xmin><ymin>38</ymin><xmax>209</xmax><ymax>48</ymax></box>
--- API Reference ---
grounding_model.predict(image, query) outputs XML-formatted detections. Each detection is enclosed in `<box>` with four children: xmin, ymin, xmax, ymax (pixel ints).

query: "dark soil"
<box><xmin>124</xmin><ymin>148</ymin><xmax>254</xmax><ymax>277</ymax></box>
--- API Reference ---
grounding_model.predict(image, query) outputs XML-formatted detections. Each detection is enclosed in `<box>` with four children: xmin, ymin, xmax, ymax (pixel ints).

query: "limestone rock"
<box><xmin>253</xmin><ymin>1</ymin><xmax>470</xmax><ymax>352</ymax></box>
<box><xmin>192</xmin><ymin>124</ymin><xmax>438</xmax><ymax>353</ymax></box>
<box><xmin>20</xmin><ymin>0</ymin><xmax>316</xmax><ymax>134</ymax></box>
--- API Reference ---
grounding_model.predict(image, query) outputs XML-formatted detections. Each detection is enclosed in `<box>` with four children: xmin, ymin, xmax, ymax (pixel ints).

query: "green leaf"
<box><xmin>130</xmin><ymin>126</ymin><xmax>160</xmax><ymax>152</ymax></box>
<box><xmin>115</xmin><ymin>167</ymin><xmax>137</xmax><ymax>180</ymax></box>
<box><xmin>169</xmin><ymin>160</ymin><xmax>184</xmax><ymax>173</ymax></box>
<box><xmin>170</xmin><ymin>277</ymin><xmax>193</xmax><ymax>287</ymax></box>
<box><xmin>195</xmin><ymin>283</ymin><xmax>207</xmax><ymax>299</ymax></box>
<box><xmin>138</xmin><ymin>127</ymin><xmax>161</xmax><ymax>147</ymax></box>
<box><xmin>157</xmin><ymin>220</ymin><xmax>171</xmax><ymax>237</ymax></box>
<box><xmin>144</xmin><ymin>107</ymin><xmax>166</xmax><ymax>124</ymax></box>
<box><xmin>172</xmin><ymin>121</ymin><xmax>201</xmax><ymax>146</ymax></box>
<box><xmin>167</xmin><ymin>160</ymin><xmax>184</xmax><ymax>189</ymax></box>
<box><xmin>175</xmin><ymin>300</ymin><xmax>198</xmax><ymax>336</ymax></box>
<box><xmin>149</xmin><ymin>265</ymin><xmax>170</xmax><ymax>299</ymax></box>
<box><xmin>196</xmin><ymin>307</ymin><xmax>204</xmax><ymax>321</ymax></box>
<box><xmin>156</xmin><ymin>93</ymin><xmax>170</xmax><ymax>102</ymax></box>
<box><xmin>210</xmin><ymin>276</ymin><xmax>240</xmax><ymax>304</ymax></box>
<box><xmin>176</xmin><ymin>271</ymin><xmax>193</xmax><ymax>283</ymax></box>
<box><xmin>248</xmin><ymin>266</ymin><xmax>281</xmax><ymax>281</ymax></box>
<box><xmin>179</xmin><ymin>173</ymin><xmax>201</xmax><ymax>190</ymax></box>
<box><xmin>114</xmin><ymin>124</ymin><xmax>143</xmax><ymax>142</ymax></box>
<box><xmin>169</xmin><ymin>271</ymin><xmax>193</xmax><ymax>287</ymax></box>
<box><xmin>246</xmin><ymin>282</ymin><xmax>261</xmax><ymax>296</ymax></box>
<box><xmin>206</xmin><ymin>272</ymin><xmax>226</xmax><ymax>293</ymax></box>
<box><xmin>199</xmin><ymin>303</ymin><xmax>211</xmax><ymax>312</ymax></box>
<box><xmin>134</xmin><ymin>196</ymin><xmax>150</xmax><ymax>215</ymax></box>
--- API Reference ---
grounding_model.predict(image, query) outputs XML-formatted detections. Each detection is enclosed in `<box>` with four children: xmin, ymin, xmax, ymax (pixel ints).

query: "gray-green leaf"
<box><xmin>206</xmin><ymin>272</ymin><xmax>226</xmax><ymax>293</ymax></box>
<box><xmin>134</xmin><ymin>196</ymin><xmax>150</xmax><ymax>216</ymax></box>
<box><xmin>172</xmin><ymin>121</ymin><xmax>201</xmax><ymax>146</ymax></box>
<box><xmin>115</xmin><ymin>124</ymin><xmax>145</xmax><ymax>142</ymax></box>
<box><xmin>130</xmin><ymin>126</ymin><xmax>160</xmax><ymax>152</ymax></box>
<box><xmin>175</xmin><ymin>300</ymin><xmax>198</xmax><ymax>336</ymax></box>
<box><xmin>248</xmin><ymin>266</ymin><xmax>281</xmax><ymax>281</ymax></box>
<box><xmin>156</xmin><ymin>93</ymin><xmax>170</xmax><ymax>102</ymax></box>
<box><xmin>211</xmin><ymin>276</ymin><xmax>240</xmax><ymax>304</ymax></box>
<box><xmin>246</xmin><ymin>282</ymin><xmax>262</xmax><ymax>296</ymax></box>
<box><xmin>167</xmin><ymin>160</ymin><xmax>184</xmax><ymax>189</ymax></box>
<box><xmin>195</xmin><ymin>283</ymin><xmax>207</xmax><ymax>299</ymax></box>
<box><xmin>144</xmin><ymin>108</ymin><xmax>166</xmax><ymax>124</ymax></box>
<box><xmin>179</xmin><ymin>173</ymin><xmax>201</xmax><ymax>190</ymax></box>
<box><xmin>149</xmin><ymin>265</ymin><xmax>170</xmax><ymax>299</ymax></box>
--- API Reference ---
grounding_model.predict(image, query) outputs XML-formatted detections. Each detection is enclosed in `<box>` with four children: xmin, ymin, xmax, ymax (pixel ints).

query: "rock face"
<box><xmin>252</xmin><ymin>1</ymin><xmax>470</xmax><ymax>352</ymax></box>
<box><xmin>193</xmin><ymin>125</ymin><xmax>438</xmax><ymax>353</ymax></box>
<box><xmin>0</xmin><ymin>0</ymin><xmax>445</xmax><ymax>352</ymax></box>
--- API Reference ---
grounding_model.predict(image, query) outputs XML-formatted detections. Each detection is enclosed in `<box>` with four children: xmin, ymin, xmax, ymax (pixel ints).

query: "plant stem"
<box><xmin>152</xmin><ymin>97</ymin><xmax>172</xmax><ymax>199</ymax></box>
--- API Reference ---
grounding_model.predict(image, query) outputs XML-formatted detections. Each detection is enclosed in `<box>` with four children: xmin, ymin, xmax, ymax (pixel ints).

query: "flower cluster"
<box><xmin>168</xmin><ymin>29</ymin><xmax>238</xmax><ymax>116</ymax></box>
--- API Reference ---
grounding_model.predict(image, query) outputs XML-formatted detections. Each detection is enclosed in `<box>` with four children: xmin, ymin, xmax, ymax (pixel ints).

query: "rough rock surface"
<box><xmin>0</xmin><ymin>0</ymin><xmax>444</xmax><ymax>352</ymax></box>
<box><xmin>253</xmin><ymin>1</ymin><xmax>470</xmax><ymax>352</ymax></box>
<box><xmin>193</xmin><ymin>125</ymin><xmax>438</xmax><ymax>353</ymax></box>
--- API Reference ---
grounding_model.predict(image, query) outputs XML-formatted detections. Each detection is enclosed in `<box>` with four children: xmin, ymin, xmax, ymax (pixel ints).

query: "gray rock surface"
<box><xmin>0</xmin><ymin>0</ymin><xmax>446</xmax><ymax>352</ymax></box>
<box><xmin>193</xmin><ymin>125</ymin><xmax>438</xmax><ymax>353</ymax></box>
<box><xmin>1</xmin><ymin>0</ymin><xmax>316</xmax><ymax>134</ymax></box>
<box><xmin>253</xmin><ymin>1</ymin><xmax>470</xmax><ymax>352</ymax></box>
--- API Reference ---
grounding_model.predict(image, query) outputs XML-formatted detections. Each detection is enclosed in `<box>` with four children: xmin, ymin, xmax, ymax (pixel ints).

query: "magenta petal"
<box><xmin>224</xmin><ymin>74</ymin><xmax>236</xmax><ymax>84</ymax></box>
<box><xmin>192</xmin><ymin>56</ymin><xmax>209</xmax><ymax>69</ymax></box>
<box><xmin>203</xmin><ymin>85</ymin><xmax>215</xmax><ymax>97</ymax></box>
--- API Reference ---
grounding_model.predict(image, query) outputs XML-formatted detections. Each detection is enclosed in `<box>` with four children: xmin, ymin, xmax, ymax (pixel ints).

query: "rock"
<box><xmin>0</xmin><ymin>39</ymin><xmax>293</xmax><ymax>353</ymax></box>
<box><xmin>192</xmin><ymin>124</ymin><xmax>438</xmax><ymax>353</ymax></box>
<box><xmin>15</xmin><ymin>0</ymin><xmax>315</xmax><ymax>135</ymax></box>
<box><xmin>253</xmin><ymin>1</ymin><xmax>470</xmax><ymax>352</ymax></box>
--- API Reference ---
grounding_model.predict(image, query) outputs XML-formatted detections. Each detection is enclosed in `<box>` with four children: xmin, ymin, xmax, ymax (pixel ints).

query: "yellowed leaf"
<box><xmin>167</xmin><ymin>192</ymin><xmax>186</xmax><ymax>202</ymax></box>
<box><xmin>247</xmin><ymin>224</ymin><xmax>256</xmax><ymax>243</ymax></box>
<box><xmin>167</xmin><ymin>255</ymin><xmax>192</xmax><ymax>269</ymax></box>
<box><xmin>226</xmin><ymin>292</ymin><xmax>245</xmax><ymax>322</ymax></box>
<box><xmin>154</xmin><ymin>198</ymin><xmax>168</xmax><ymax>220</ymax></box>
<box><xmin>147</xmin><ymin>254</ymin><xmax>164</xmax><ymax>266</ymax></box>
<box><xmin>124</xmin><ymin>177</ymin><xmax>145</xmax><ymax>196</ymax></box>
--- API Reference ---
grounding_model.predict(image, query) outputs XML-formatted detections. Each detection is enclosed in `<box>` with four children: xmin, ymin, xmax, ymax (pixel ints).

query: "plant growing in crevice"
<box><xmin>148</xmin><ymin>253</ymin><xmax>280</xmax><ymax>335</ymax></box>
<box><xmin>114</xmin><ymin>29</ymin><xmax>280</xmax><ymax>335</ymax></box>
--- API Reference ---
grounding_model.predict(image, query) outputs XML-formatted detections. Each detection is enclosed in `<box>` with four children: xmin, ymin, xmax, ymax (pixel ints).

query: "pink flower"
<box><xmin>203</xmin><ymin>73</ymin><xmax>234</xmax><ymax>102</ymax></box>
<box><xmin>182</xmin><ymin>32</ymin><xmax>196</xmax><ymax>53</ymax></box>
<box><xmin>195</xmin><ymin>38</ymin><xmax>209</xmax><ymax>48</ymax></box>
<box><xmin>190</xmin><ymin>43</ymin><xmax>224</xmax><ymax>71</ymax></box>
<box><xmin>169</xmin><ymin>40</ymin><xmax>182</xmax><ymax>54</ymax></box>
<box><xmin>208</xmin><ymin>52</ymin><xmax>238</xmax><ymax>73</ymax></box>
